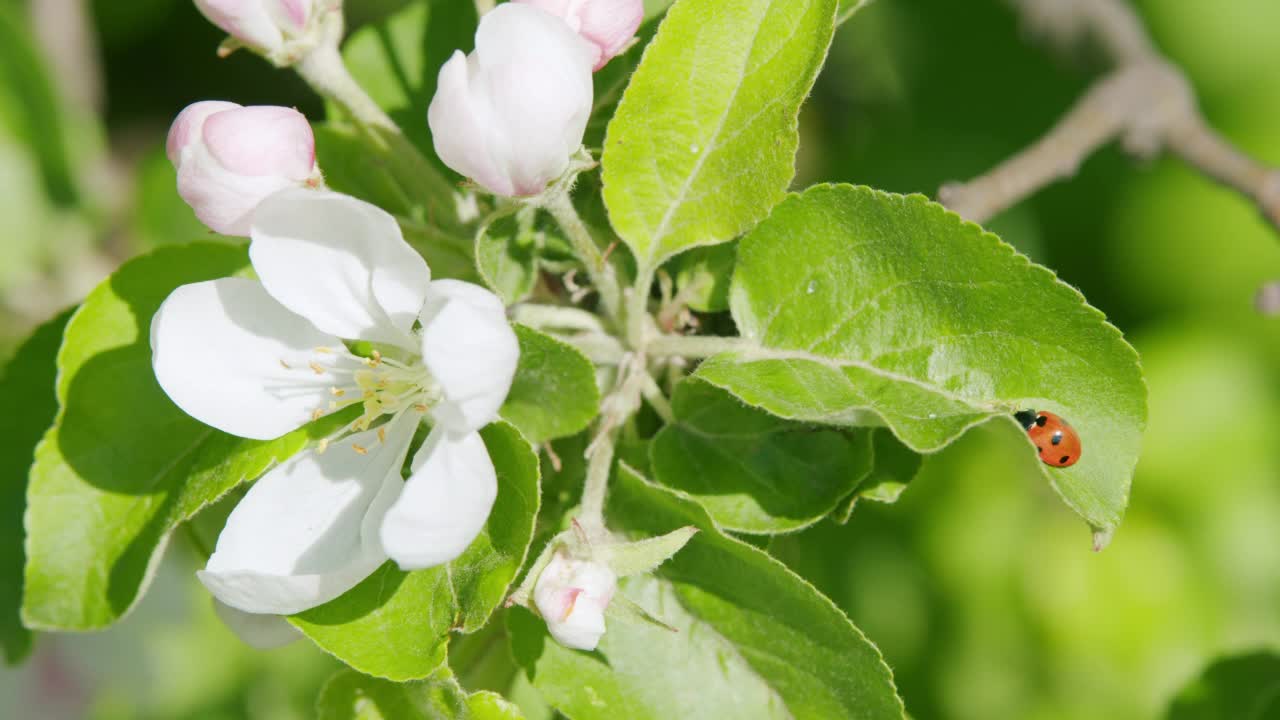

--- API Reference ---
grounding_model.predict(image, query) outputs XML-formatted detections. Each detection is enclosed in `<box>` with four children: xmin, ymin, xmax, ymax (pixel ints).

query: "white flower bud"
<box><xmin>194</xmin><ymin>0</ymin><xmax>315</xmax><ymax>57</ymax></box>
<box><xmin>166</xmin><ymin>101</ymin><xmax>320</xmax><ymax>236</ymax></box>
<box><xmin>428</xmin><ymin>3</ymin><xmax>594</xmax><ymax>197</ymax></box>
<box><xmin>533</xmin><ymin>553</ymin><xmax>617</xmax><ymax>651</ymax></box>
<box><xmin>514</xmin><ymin>0</ymin><xmax>643</xmax><ymax>71</ymax></box>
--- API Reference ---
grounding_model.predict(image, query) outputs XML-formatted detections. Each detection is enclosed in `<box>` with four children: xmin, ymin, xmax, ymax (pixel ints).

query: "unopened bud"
<box><xmin>167</xmin><ymin>101</ymin><xmax>320</xmax><ymax>236</ymax></box>
<box><xmin>428</xmin><ymin>3</ymin><xmax>593</xmax><ymax>197</ymax></box>
<box><xmin>515</xmin><ymin>0</ymin><xmax>643</xmax><ymax>71</ymax></box>
<box><xmin>533</xmin><ymin>552</ymin><xmax>617</xmax><ymax>651</ymax></box>
<box><xmin>194</xmin><ymin>0</ymin><xmax>317</xmax><ymax>60</ymax></box>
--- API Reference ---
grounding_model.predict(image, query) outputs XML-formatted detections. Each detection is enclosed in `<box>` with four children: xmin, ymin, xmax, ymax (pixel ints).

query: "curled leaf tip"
<box><xmin>1092</xmin><ymin>527</ymin><xmax>1114</xmax><ymax>552</ymax></box>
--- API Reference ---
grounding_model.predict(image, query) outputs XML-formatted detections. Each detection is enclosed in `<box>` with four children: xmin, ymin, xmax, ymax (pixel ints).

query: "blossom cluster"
<box><xmin>165</xmin><ymin>0</ymin><xmax>643</xmax><ymax>649</ymax></box>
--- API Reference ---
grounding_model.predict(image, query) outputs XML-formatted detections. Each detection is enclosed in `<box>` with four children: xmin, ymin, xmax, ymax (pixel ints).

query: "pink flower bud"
<box><xmin>194</xmin><ymin>0</ymin><xmax>314</xmax><ymax>55</ymax></box>
<box><xmin>428</xmin><ymin>3</ymin><xmax>594</xmax><ymax>197</ymax></box>
<box><xmin>533</xmin><ymin>553</ymin><xmax>617</xmax><ymax>651</ymax></box>
<box><xmin>514</xmin><ymin>0</ymin><xmax>643</xmax><ymax>71</ymax></box>
<box><xmin>167</xmin><ymin>101</ymin><xmax>319</xmax><ymax>236</ymax></box>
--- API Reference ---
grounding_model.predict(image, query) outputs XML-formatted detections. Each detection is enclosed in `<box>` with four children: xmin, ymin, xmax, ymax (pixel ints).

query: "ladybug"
<box><xmin>1014</xmin><ymin>409</ymin><xmax>1081</xmax><ymax>468</ymax></box>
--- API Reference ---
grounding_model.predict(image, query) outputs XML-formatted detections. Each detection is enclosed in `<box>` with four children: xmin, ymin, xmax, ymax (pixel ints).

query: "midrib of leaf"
<box><xmin>644</xmin><ymin>5</ymin><xmax>772</xmax><ymax>266</ymax></box>
<box><xmin>715</xmin><ymin>345</ymin><xmax>990</xmax><ymax>416</ymax></box>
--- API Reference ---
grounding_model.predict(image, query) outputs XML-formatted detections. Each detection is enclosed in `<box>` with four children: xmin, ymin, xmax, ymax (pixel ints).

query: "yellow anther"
<box><xmin>330</xmin><ymin>387</ymin><xmax>346</xmax><ymax>397</ymax></box>
<box><xmin>352</xmin><ymin>444</ymin><xmax>369</xmax><ymax>456</ymax></box>
<box><xmin>371</xmin><ymin>350</ymin><xmax>383</xmax><ymax>367</ymax></box>
<box><xmin>317</xmin><ymin>438</ymin><xmax>331</xmax><ymax>454</ymax></box>
<box><xmin>377</xmin><ymin>426</ymin><xmax>387</xmax><ymax>444</ymax></box>
<box><xmin>311</xmin><ymin>408</ymin><xmax>324</xmax><ymax>422</ymax></box>
<box><xmin>414</xmin><ymin>403</ymin><xmax>429</xmax><ymax>413</ymax></box>
<box><xmin>309</xmin><ymin>361</ymin><xmax>325</xmax><ymax>375</ymax></box>
<box><xmin>363</xmin><ymin>390</ymin><xmax>376</xmax><ymax>399</ymax></box>
<box><xmin>279</xmin><ymin>359</ymin><xmax>292</xmax><ymax>370</ymax></box>
<box><xmin>314</xmin><ymin>346</ymin><xmax>332</xmax><ymax>354</ymax></box>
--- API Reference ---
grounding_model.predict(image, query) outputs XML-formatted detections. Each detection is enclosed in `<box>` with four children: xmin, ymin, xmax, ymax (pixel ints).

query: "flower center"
<box><xmin>290</xmin><ymin>347</ymin><xmax>441</xmax><ymax>452</ymax></box>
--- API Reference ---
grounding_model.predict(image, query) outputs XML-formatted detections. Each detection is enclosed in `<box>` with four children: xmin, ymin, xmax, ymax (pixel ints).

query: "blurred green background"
<box><xmin>2</xmin><ymin>0</ymin><xmax>1279</xmax><ymax>718</ymax></box>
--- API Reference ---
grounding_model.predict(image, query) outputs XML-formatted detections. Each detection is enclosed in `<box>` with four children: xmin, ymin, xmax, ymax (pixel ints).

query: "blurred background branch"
<box><xmin>939</xmin><ymin>0</ymin><xmax>1280</xmax><ymax>240</ymax></box>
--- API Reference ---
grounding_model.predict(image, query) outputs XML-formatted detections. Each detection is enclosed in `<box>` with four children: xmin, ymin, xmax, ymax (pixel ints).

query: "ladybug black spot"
<box><xmin>1059</xmin><ymin>455</ymin><xmax>1070</xmax><ymax>465</ymax></box>
<box><xmin>1036</xmin><ymin>414</ymin><xmax>1048</xmax><ymax>427</ymax></box>
<box><xmin>1051</xmin><ymin>431</ymin><xmax>1063</xmax><ymax>446</ymax></box>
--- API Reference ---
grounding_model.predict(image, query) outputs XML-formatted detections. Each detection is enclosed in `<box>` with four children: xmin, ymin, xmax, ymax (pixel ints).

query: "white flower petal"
<box><xmin>419</xmin><ymin>280</ymin><xmax>519</xmax><ymax>434</ymax></box>
<box><xmin>212</xmin><ymin>599</ymin><xmax>302</xmax><ymax>649</ymax></box>
<box><xmin>428</xmin><ymin>51</ymin><xmax>516</xmax><ymax>197</ymax></box>
<box><xmin>198</xmin><ymin>414</ymin><xmax>418</xmax><ymax>615</ymax></box>
<box><xmin>151</xmin><ymin>277</ymin><xmax>363</xmax><ymax>440</ymax></box>
<box><xmin>250</xmin><ymin>189</ymin><xmax>431</xmax><ymax>348</ymax></box>
<box><xmin>380</xmin><ymin>427</ymin><xmax>497</xmax><ymax>570</ymax></box>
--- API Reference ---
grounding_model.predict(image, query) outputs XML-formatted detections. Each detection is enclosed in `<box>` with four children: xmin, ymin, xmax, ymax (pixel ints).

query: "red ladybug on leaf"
<box><xmin>1014</xmin><ymin>410</ymin><xmax>1081</xmax><ymax>468</ymax></box>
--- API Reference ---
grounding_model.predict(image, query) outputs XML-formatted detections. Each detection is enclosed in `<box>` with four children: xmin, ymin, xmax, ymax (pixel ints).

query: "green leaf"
<box><xmin>601</xmin><ymin>0</ymin><xmax>838</xmax><ymax>271</ymax></box>
<box><xmin>833</xmin><ymin>429</ymin><xmax>922</xmax><ymax>524</ymax></box>
<box><xmin>650</xmin><ymin>378</ymin><xmax>873</xmax><ymax>533</ymax></box>
<box><xmin>695</xmin><ymin>185</ymin><xmax>1146</xmax><ymax>538</ymax></box>
<box><xmin>317</xmin><ymin>667</ymin><xmax>526</xmax><ymax>720</ymax></box>
<box><xmin>500</xmin><ymin>326</ymin><xmax>600</xmax><ymax>445</ymax></box>
<box><xmin>508</xmin><ymin>464</ymin><xmax>903</xmax><ymax>720</ymax></box>
<box><xmin>475</xmin><ymin>209</ymin><xmax>540</xmax><ymax>307</ymax></box>
<box><xmin>21</xmin><ymin>244</ymin><xmax>352</xmax><ymax>631</ymax></box>
<box><xmin>671</xmin><ymin>242</ymin><xmax>736</xmax><ymax>313</ymax></box>
<box><xmin>0</xmin><ymin>309</ymin><xmax>71</xmax><ymax>664</ymax></box>
<box><xmin>292</xmin><ymin>422</ymin><xmax>540</xmax><ymax>682</ymax></box>
<box><xmin>602</xmin><ymin>526</ymin><xmax>698</xmax><ymax>577</ymax></box>
<box><xmin>1164</xmin><ymin>651</ymin><xmax>1280</xmax><ymax>720</ymax></box>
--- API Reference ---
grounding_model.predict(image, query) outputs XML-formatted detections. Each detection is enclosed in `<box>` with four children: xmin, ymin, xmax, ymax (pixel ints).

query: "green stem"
<box><xmin>294</xmin><ymin>19</ymin><xmax>396</xmax><ymax>131</ymax></box>
<box><xmin>543</xmin><ymin>190</ymin><xmax>622</xmax><ymax>322</ymax></box>
<box><xmin>640</xmin><ymin>372</ymin><xmax>676</xmax><ymax>424</ymax></box>
<box><xmin>295</xmin><ymin>12</ymin><xmax>461</xmax><ymax>227</ymax></box>
<box><xmin>512</xmin><ymin>303</ymin><xmax>608</xmax><ymax>333</ymax></box>
<box><xmin>580</xmin><ymin>428</ymin><xmax>617</xmax><ymax>533</ymax></box>
<box><xmin>647</xmin><ymin>333</ymin><xmax>749</xmax><ymax>359</ymax></box>
<box><xmin>627</xmin><ymin>264</ymin><xmax>655</xmax><ymax>351</ymax></box>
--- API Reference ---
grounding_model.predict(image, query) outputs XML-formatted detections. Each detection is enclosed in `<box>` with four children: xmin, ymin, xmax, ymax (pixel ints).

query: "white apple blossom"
<box><xmin>151</xmin><ymin>188</ymin><xmax>519</xmax><ymax>621</ymax></box>
<box><xmin>533</xmin><ymin>552</ymin><xmax>617</xmax><ymax>650</ymax></box>
<box><xmin>167</xmin><ymin>101</ymin><xmax>321</xmax><ymax>236</ymax></box>
<box><xmin>514</xmin><ymin>0</ymin><xmax>643</xmax><ymax>71</ymax></box>
<box><xmin>428</xmin><ymin>3</ymin><xmax>594</xmax><ymax>197</ymax></box>
<box><xmin>194</xmin><ymin>0</ymin><xmax>317</xmax><ymax>59</ymax></box>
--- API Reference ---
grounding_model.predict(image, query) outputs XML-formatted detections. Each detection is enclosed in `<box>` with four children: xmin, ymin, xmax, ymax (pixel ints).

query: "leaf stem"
<box><xmin>647</xmin><ymin>333</ymin><xmax>749</xmax><ymax>359</ymax></box>
<box><xmin>543</xmin><ymin>190</ymin><xmax>622</xmax><ymax>322</ymax></box>
<box><xmin>556</xmin><ymin>332</ymin><xmax>627</xmax><ymax>365</ymax></box>
<box><xmin>512</xmin><ymin>304</ymin><xmax>609</xmax><ymax>334</ymax></box>
<box><xmin>640</xmin><ymin>372</ymin><xmax>676</xmax><ymax>424</ymax></box>
<box><xmin>627</xmin><ymin>264</ymin><xmax>656</xmax><ymax>351</ymax></box>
